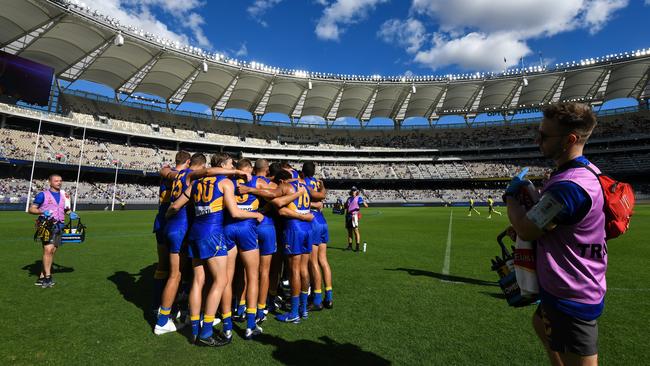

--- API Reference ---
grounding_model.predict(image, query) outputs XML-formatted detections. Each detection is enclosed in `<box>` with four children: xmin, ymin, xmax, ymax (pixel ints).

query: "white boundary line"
<box><xmin>442</xmin><ymin>210</ymin><xmax>453</xmax><ymax>276</ymax></box>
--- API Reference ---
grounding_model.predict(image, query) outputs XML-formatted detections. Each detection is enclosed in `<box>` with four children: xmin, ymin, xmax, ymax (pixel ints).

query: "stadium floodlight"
<box><xmin>202</xmin><ymin>60</ymin><xmax>208</xmax><ymax>73</ymax></box>
<box><xmin>114</xmin><ymin>31</ymin><xmax>124</xmax><ymax>46</ymax></box>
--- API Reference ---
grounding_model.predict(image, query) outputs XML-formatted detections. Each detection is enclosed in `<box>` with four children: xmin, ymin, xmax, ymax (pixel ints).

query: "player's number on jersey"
<box><xmin>193</xmin><ymin>177</ymin><xmax>216</xmax><ymax>203</ymax></box>
<box><xmin>297</xmin><ymin>190</ymin><xmax>310</xmax><ymax>209</ymax></box>
<box><xmin>171</xmin><ymin>173</ymin><xmax>186</xmax><ymax>200</ymax></box>
<box><xmin>236</xmin><ymin>179</ymin><xmax>249</xmax><ymax>204</ymax></box>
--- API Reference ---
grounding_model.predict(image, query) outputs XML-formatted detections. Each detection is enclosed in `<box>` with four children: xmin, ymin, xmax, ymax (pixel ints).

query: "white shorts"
<box><xmin>346</xmin><ymin>212</ymin><xmax>359</xmax><ymax>229</ymax></box>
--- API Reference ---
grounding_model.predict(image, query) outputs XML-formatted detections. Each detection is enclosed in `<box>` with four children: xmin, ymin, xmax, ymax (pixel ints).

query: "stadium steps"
<box><xmin>38</xmin><ymin>135</ymin><xmax>56</xmax><ymax>161</ymax></box>
<box><xmin>354</xmin><ymin>166</ymin><xmax>362</xmax><ymax>179</ymax></box>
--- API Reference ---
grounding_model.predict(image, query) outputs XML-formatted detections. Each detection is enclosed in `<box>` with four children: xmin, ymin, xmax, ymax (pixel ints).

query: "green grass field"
<box><xmin>0</xmin><ymin>206</ymin><xmax>648</xmax><ymax>365</ymax></box>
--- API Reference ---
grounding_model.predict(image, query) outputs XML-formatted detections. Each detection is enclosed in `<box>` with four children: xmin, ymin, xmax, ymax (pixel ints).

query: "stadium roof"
<box><xmin>2</xmin><ymin>0</ymin><xmax>650</xmax><ymax>123</ymax></box>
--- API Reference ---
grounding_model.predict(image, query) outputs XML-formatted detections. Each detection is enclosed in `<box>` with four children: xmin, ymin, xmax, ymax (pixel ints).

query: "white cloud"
<box><xmin>234</xmin><ymin>43</ymin><xmax>249</xmax><ymax>57</ymax></box>
<box><xmin>582</xmin><ymin>0</ymin><xmax>628</xmax><ymax>34</ymax></box>
<box><xmin>247</xmin><ymin>0</ymin><xmax>283</xmax><ymax>26</ymax></box>
<box><xmin>378</xmin><ymin>18</ymin><xmax>427</xmax><ymax>54</ymax></box>
<box><xmin>315</xmin><ymin>0</ymin><xmax>389</xmax><ymax>41</ymax></box>
<box><xmin>414</xmin><ymin>32</ymin><xmax>530</xmax><ymax>71</ymax></box>
<box><xmin>380</xmin><ymin>0</ymin><xmax>630</xmax><ymax>71</ymax></box>
<box><xmin>91</xmin><ymin>0</ymin><xmax>212</xmax><ymax>49</ymax></box>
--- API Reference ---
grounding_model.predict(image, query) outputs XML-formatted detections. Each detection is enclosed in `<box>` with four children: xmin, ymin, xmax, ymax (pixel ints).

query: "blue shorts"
<box><xmin>310</xmin><ymin>222</ymin><xmax>329</xmax><ymax>245</ymax></box>
<box><xmin>225</xmin><ymin>222</ymin><xmax>258</xmax><ymax>252</ymax></box>
<box><xmin>152</xmin><ymin>213</ymin><xmax>166</xmax><ymax>233</ymax></box>
<box><xmin>164</xmin><ymin>225</ymin><xmax>188</xmax><ymax>254</ymax></box>
<box><xmin>283</xmin><ymin>227</ymin><xmax>311</xmax><ymax>256</ymax></box>
<box><xmin>256</xmin><ymin>224</ymin><xmax>277</xmax><ymax>256</ymax></box>
<box><xmin>188</xmin><ymin>231</ymin><xmax>228</xmax><ymax>260</ymax></box>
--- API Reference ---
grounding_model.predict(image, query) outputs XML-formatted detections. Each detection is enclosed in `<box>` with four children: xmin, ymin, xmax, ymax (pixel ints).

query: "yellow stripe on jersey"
<box><xmin>209</xmin><ymin>196</ymin><xmax>223</xmax><ymax>212</ymax></box>
<box><xmin>159</xmin><ymin>189</ymin><xmax>171</xmax><ymax>204</ymax></box>
<box><xmin>237</xmin><ymin>198</ymin><xmax>260</xmax><ymax>212</ymax></box>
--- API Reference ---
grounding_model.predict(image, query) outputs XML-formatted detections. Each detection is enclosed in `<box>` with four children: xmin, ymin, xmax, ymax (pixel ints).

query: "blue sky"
<box><xmin>68</xmin><ymin>0</ymin><xmax>650</xmax><ymax>125</ymax></box>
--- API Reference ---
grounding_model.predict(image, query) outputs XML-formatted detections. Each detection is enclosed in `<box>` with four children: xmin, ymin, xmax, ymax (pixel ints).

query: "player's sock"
<box><xmin>222</xmin><ymin>312</ymin><xmax>233</xmax><ymax>332</ymax></box>
<box><xmin>152</xmin><ymin>270</ymin><xmax>168</xmax><ymax>310</ymax></box>
<box><xmin>325</xmin><ymin>287</ymin><xmax>333</xmax><ymax>302</ymax></box>
<box><xmin>313</xmin><ymin>289</ymin><xmax>323</xmax><ymax>306</ymax></box>
<box><xmin>200</xmin><ymin>315</ymin><xmax>214</xmax><ymax>339</ymax></box>
<box><xmin>257</xmin><ymin>304</ymin><xmax>266</xmax><ymax>319</ymax></box>
<box><xmin>246</xmin><ymin>308</ymin><xmax>256</xmax><ymax>330</ymax></box>
<box><xmin>290</xmin><ymin>295</ymin><xmax>299</xmax><ymax>317</ymax></box>
<box><xmin>237</xmin><ymin>300</ymin><xmax>246</xmax><ymax>316</ymax></box>
<box><xmin>300</xmin><ymin>291</ymin><xmax>309</xmax><ymax>313</ymax></box>
<box><xmin>156</xmin><ymin>306</ymin><xmax>171</xmax><ymax>327</ymax></box>
<box><xmin>190</xmin><ymin>315</ymin><xmax>201</xmax><ymax>338</ymax></box>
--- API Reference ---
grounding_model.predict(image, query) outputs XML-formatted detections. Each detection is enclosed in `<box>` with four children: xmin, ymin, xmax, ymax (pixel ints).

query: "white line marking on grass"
<box><xmin>442</xmin><ymin>210</ymin><xmax>453</xmax><ymax>276</ymax></box>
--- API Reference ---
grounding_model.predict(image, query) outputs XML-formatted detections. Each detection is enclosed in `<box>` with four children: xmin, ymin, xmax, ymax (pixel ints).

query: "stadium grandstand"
<box><xmin>0</xmin><ymin>1</ymin><xmax>649</xmax><ymax>208</ymax></box>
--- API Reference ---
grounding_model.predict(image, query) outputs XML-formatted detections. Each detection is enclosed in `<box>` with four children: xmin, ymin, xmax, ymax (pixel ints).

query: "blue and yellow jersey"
<box><xmin>225</xmin><ymin>176</ymin><xmax>260</xmax><ymax>225</ymax></box>
<box><xmin>487</xmin><ymin>198</ymin><xmax>494</xmax><ymax>207</ymax></box>
<box><xmin>303</xmin><ymin>176</ymin><xmax>326</xmax><ymax>225</ymax></box>
<box><xmin>285</xmin><ymin>180</ymin><xmax>311</xmax><ymax>229</ymax></box>
<box><xmin>191</xmin><ymin>175</ymin><xmax>226</xmax><ymax>229</ymax></box>
<box><xmin>167</xmin><ymin>168</ymin><xmax>193</xmax><ymax>228</ymax></box>
<box><xmin>469</xmin><ymin>198</ymin><xmax>474</xmax><ymax>206</ymax></box>
<box><xmin>153</xmin><ymin>169</ymin><xmax>175</xmax><ymax>232</ymax></box>
<box><xmin>255</xmin><ymin>176</ymin><xmax>275</xmax><ymax>226</ymax></box>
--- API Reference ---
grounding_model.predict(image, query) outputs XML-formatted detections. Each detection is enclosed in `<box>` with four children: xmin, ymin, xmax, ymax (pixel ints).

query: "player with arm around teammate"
<box><xmin>269</xmin><ymin>169</ymin><xmax>314</xmax><ymax>323</ymax></box>
<box><xmin>151</xmin><ymin>151</ymin><xmax>190</xmax><ymax>313</ymax></box>
<box><xmin>166</xmin><ymin>154</ymin><xmax>263</xmax><ymax>346</ymax></box>
<box><xmin>302</xmin><ymin>161</ymin><xmax>334</xmax><ymax>309</ymax></box>
<box><xmin>238</xmin><ymin>162</ymin><xmax>310</xmax><ymax>319</ymax></box>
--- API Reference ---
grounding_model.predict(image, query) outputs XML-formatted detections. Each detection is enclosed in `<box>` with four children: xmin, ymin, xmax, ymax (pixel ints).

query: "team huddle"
<box><xmin>151</xmin><ymin>151</ymin><xmax>333</xmax><ymax>347</ymax></box>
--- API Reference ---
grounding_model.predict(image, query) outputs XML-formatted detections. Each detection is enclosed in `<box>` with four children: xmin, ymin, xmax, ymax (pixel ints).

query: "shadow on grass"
<box><xmin>107</xmin><ymin>264</ymin><xmax>157</xmax><ymax>325</ymax></box>
<box><xmin>21</xmin><ymin>260</ymin><xmax>74</xmax><ymax>277</ymax></box>
<box><xmin>256</xmin><ymin>334</ymin><xmax>391</xmax><ymax>366</ymax></box>
<box><xmin>328</xmin><ymin>246</ymin><xmax>356</xmax><ymax>252</ymax></box>
<box><xmin>386</xmin><ymin>268</ymin><xmax>498</xmax><ymax>287</ymax></box>
<box><xmin>481</xmin><ymin>291</ymin><xmax>507</xmax><ymax>299</ymax></box>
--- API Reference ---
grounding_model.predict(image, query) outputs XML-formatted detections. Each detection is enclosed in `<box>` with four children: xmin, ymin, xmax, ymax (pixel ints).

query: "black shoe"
<box><xmin>345</xmin><ymin>246</ymin><xmax>352</xmax><ymax>251</ymax></box>
<box><xmin>34</xmin><ymin>277</ymin><xmax>45</xmax><ymax>286</ymax></box>
<box><xmin>215</xmin><ymin>330</ymin><xmax>233</xmax><ymax>345</ymax></box>
<box><xmin>196</xmin><ymin>334</ymin><xmax>230</xmax><ymax>347</ymax></box>
<box><xmin>41</xmin><ymin>277</ymin><xmax>55</xmax><ymax>288</ymax></box>
<box><xmin>232</xmin><ymin>313</ymin><xmax>246</xmax><ymax>323</ymax></box>
<box><xmin>323</xmin><ymin>300</ymin><xmax>333</xmax><ymax>309</ymax></box>
<box><xmin>309</xmin><ymin>303</ymin><xmax>324</xmax><ymax>312</ymax></box>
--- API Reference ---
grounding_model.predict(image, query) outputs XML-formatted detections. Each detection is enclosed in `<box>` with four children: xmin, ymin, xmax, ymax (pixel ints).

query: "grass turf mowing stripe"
<box><xmin>442</xmin><ymin>210</ymin><xmax>453</xmax><ymax>276</ymax></box>
<box><xmin>1</xmin><ymin>207</ymin><xmax>648</xmax><ymax>365</ymax></box>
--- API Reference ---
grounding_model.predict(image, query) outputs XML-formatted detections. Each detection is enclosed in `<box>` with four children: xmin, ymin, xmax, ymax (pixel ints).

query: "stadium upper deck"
<box><xmin>1</xmin><ymin>0</ymin><xmax>649</xmax><ymax>127</ymax></box>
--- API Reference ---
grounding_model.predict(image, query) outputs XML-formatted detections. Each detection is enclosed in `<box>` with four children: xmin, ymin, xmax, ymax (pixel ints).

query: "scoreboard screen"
<box><xmin>0</xmin><ymin>50</ymin><xmax>54</xmax><ymax>107</ymax></box>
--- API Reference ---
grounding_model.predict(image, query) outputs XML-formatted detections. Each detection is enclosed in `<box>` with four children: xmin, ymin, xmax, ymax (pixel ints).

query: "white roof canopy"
<box><xmin>2</xmin><ymin>0</ymin><xmax>649</xmax><ymax>124</ymax></box>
